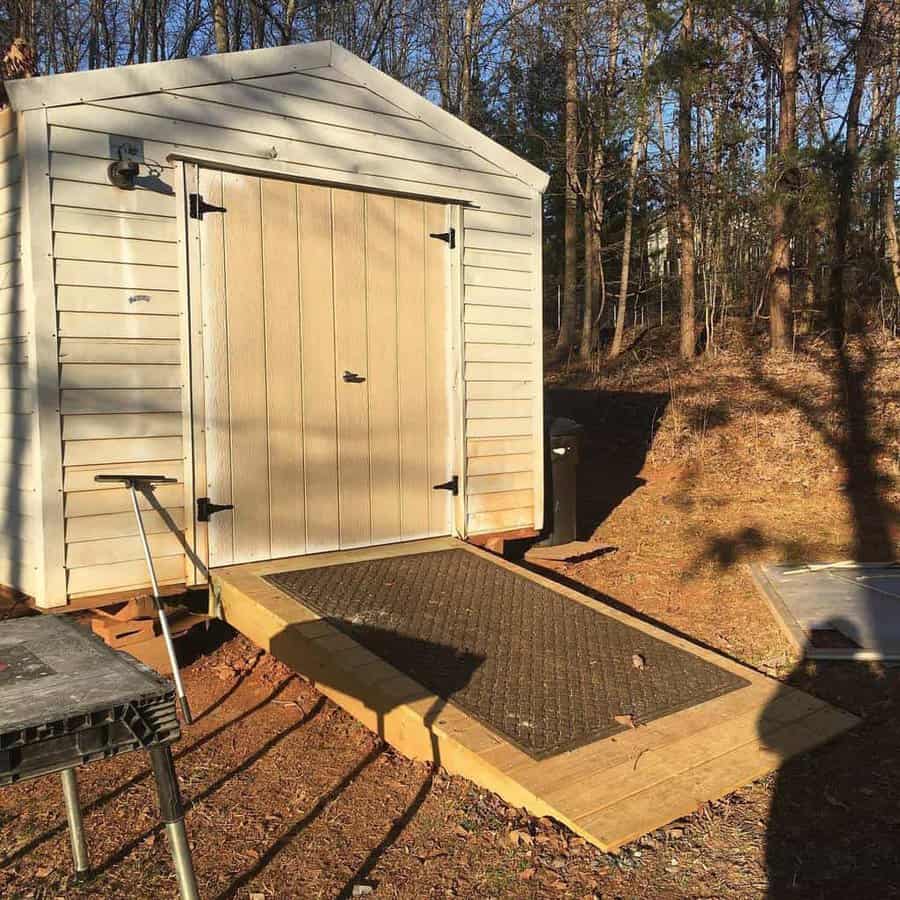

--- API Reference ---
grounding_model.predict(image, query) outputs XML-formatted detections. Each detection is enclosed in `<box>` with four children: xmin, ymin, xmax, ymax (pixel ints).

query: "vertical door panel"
<box><xmin>425</xmin><ymin>202</ymin><xmax>453</xmax><ymax>535</ymax></box>
<box><xmin>298</xmin><ymin>184</ymin><xmax>340</xmax><ymax>552</ymax></box>
<box><xmin>199</xmin><ymin>174</ymin><xmax>453</xmax><ymax>567</ymax></box>
<box><xmin>332</xmin><ymin>188</ymin><xmax>372</xmax><ymax>548</ymax></box>
<box><xmin>395</xmin><ymin>199</ymin><xmax>430</xmax><ymax>539</ymax></box>
<box><xmin>222</xmin><ymin>173</ymin><xmax>270</xmax><ymax>561</ymax></box>
<box><xmin>364</xmin><ymin>193</ymin><xmax>402</xmax><ymax>544</ymax></box>
<box><xmin>262</xmin><ymin>179</ymin><xmax>305</xmax><ymax>557</ymax></box>
<box><xmin>198</xmin><ymin>168</ymin><xmax>234</xmax><ymax>566</ymax></box>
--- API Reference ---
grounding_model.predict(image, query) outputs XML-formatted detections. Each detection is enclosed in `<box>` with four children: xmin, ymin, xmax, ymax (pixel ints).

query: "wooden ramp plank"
<box><xmin>212</xmin><ymin>537</ymin><xmax>859</xmax><ymax>852</ymax></box>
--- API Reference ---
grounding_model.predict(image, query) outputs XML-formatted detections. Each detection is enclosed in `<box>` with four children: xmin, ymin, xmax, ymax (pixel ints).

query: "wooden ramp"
<box><xmin>212</xmin><ymin>538</ymin><xmax>858</xmax><ymax>851</ymax></box>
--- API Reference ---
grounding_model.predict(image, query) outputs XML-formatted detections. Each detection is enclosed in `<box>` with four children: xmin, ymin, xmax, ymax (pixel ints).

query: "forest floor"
<box><xmin>2</xmin><ymin>322</ymin><xmax>899</xmax><ymax>899</ymax></box>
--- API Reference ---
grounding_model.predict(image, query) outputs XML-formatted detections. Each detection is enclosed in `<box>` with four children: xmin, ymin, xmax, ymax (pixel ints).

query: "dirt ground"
<box><xmin>2</xmin><ymin>325</ymin><xmax>899</xmax><ymax>899</ymax></box>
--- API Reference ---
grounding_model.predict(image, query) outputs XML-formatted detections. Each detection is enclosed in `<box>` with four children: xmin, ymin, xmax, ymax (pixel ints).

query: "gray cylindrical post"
<box><xmin>149</xmin><ymin>744</ymin><xmax>199</xmax><ymax>900</ymax></box>
<box><xmin>59</xmin><ymin>768</ymin><xmax>90</xmax><ymax>880</ymax></box>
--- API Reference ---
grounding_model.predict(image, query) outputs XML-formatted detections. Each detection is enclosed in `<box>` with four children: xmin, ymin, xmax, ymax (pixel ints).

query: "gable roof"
<box><xmin>4</xmin><ymin>41</ymin><xmax>549</xmax><ymax>193</ymax></box>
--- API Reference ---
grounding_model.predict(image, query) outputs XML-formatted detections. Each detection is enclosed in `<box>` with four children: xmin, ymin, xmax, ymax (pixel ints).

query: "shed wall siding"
<box><xmin>48</xmin><ymin>64</ymin><xmax>541</xmax><ymax>600</ymax></box>
<box><xmin>0</xmin><ymin>109</ymin><xmax>37</xmax><ymax>596</ymax></box>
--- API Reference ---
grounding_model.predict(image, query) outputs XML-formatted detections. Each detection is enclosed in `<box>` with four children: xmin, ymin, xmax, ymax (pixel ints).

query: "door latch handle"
<box><xmin>342</xmin><ymin>371</ymin><xmax>366</xmax><ymax>383</ymax></box>
<box><xmin>197</xmin><ymin>497</ymin><xmax>234</xmax><ymax>522</ymax></box>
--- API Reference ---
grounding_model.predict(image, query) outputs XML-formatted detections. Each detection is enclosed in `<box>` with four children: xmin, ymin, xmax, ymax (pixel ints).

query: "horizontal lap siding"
<box><xmin>48</xmin><ymin>64</ymin><xmax>541</xmax><ymax>597</ymax></box>
<box><xmin>461</xmin><ymin>206</ymin><xmax>540</xmax><ymax>536</ymax></box>
<box><xmin>51</xmin><ymin>133</ymin><xmax>185</xmax><ymax>598</ymax></box>
<box><xmin>0</xmin><ymin>111</ymin><xmax>36</xmax><ymax>595</ymax></box>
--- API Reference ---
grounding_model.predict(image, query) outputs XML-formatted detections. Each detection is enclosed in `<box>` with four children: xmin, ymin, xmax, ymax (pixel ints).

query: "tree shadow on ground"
<box><xmin>544</xmin><ymin>388</ymin><xmax>670</xmax><ymax>539</ymax></box>
<box><xmin>749</xmin><ymin>330</ymin><xmax>900</xmax><ymax>897</ymax></box>
<box><xmin>206</xmin><ymin>620</ymin><xmax>486</xmax><ymax>899</ymax></box>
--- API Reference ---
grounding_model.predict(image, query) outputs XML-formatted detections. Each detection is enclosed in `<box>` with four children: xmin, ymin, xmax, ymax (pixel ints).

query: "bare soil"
<box><xmin>2</xmin><ymin>326</ymin><xmax>899</xmax><ymax>899</ymax></box>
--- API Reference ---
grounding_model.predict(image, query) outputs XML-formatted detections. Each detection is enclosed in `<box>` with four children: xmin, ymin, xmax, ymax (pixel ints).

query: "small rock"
<box><xmin>249</xmin><ymin>894</ymin><xmax>265</xmax><ymax>900</ymax></box>
<box><xmin>666</xmin><ymin>827</ymin><xmax>684</xmax><ymax>839</ymax></box>
<box><xmin>614</xmin><ymin>713</ymin><xmax>637</xmax><ymax>729</ymax></box>
<box><xmin>549</xmin><ymin>854</ymin><xmax>567</xmax><ymax>870</ymax></box>
<box><xmin>632</xmin><ymin>653</ymin><xmax>646</xmax><ymax>670</ymax></box>
<box><xmin>352</xmin><ymin>886</ymin><xmax>375</xmax><ymax>897</ymax></box>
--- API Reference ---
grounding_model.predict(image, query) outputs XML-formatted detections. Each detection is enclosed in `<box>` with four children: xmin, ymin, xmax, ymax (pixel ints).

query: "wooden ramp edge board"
<box><xmin>212</xmin><ymin>538</ymin><xmax>859</xmax><ymax>852</ymax></box>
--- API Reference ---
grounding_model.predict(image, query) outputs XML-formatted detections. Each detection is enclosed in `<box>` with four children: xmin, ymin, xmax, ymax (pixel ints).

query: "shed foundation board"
<box><xmin>212</xmin><ymin>539</ymin><xmax>858</xmax><ymax>851</ymax></box>
<box><xmin>751</xmin><ymin>562</ymin><xmax>900</xmax><ymax>660</ymax></box>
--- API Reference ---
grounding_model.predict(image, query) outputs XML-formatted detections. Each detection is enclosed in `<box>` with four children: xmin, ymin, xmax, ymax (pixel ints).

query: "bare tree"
<box><xmin>678</xmin><ymin>0</ymin><xmax>696</xmax><ymax>360</ymax></box>
<box><xmin>577</xmin><ymin>0</ymin><xmax>621</xmax><ymax>359</ymax></box>
<box><xmin>557</xmin><ymin>0</ymin><xmax>579</xmax><ymax>353</ymax></box>
<box><xmin>609</xmin><ymin>26</ymin><xmax>652</xmax><ymax>359</ymax></box>
<box><xmin>883</xmin><ymin>32</ymin><xmax>900</xmax><ymax>302</ymax></box>
<box><xmin>829</xmin><ymin>0</ymin><xmax>877</xmax><ymax>340</ymax></box>
<box><xmin>764</xmin><ymin>0</ymin><xmax>802</xmax><ymax>352</ymax></box>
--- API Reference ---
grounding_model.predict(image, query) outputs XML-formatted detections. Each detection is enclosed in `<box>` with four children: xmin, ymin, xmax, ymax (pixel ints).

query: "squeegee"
<box><xmin>94</xmin><ymin>474</ymin><xmax>193</xmax><ymax>724</ymax></box>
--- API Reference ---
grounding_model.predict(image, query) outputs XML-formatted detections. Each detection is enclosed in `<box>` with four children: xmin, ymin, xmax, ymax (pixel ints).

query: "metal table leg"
<box><xmin>149</xmin><ymin>744</ymin><xmax>199</xmax><ymax>900</ymax></box>
<box><xmin>59</xmin><ymin>768</ymin><xmax>90</xmax><ymax>881</ymax></box>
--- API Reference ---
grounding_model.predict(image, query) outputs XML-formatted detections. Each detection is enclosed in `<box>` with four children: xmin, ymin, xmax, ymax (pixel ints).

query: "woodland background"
<box><xmin>0</xmin><ymin>0</ymin><xmax>898</xmax><ymax>363</ymax></box>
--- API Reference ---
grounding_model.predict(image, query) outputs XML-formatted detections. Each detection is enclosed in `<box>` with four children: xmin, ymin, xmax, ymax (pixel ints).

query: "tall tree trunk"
<box><xmin>580</xmin><ymin>185</ymin><xmax>595</xmax><ymax>358</ymax></box>
<box><xmin>765</xmin><ymin>0</ymin><xmax>802</xmax><ymax>351</ymax></box>
<box><xmin>578</xmin><ymin>2</ymin><xmax>620</xmax><ymax>357</ymax></box>
<box><xmin>678</xmin><ymin>1</ymin><xmax>696</xmax><ymax>360</ymax></box>
<box><xmin>250</xmin><ymin>0</ymin><xmax>265</xmax><ymax>49</ymax></box>
<box><xmin>609</xmin><ymin>122</ymin><xmax>647</xmax><ymax>359</ymax></box>
<box><xmin>437</xmin><ymin>0</ymin><xmax>452</xmax><ymax>110</ymax></box>
<box><xmin>88</xmin><ymin>0</ymin><xmax>102</xmax><ymax>69</ymax></box>
<box><xmin>460</xmin><ymin>0</ymin><xmax>483</xmax><ymax>124</ymax></box>
<box><xmin>213</xmin><ymin>0</ymin><xmax>229</xmax><ymax>53</ymax></box>
<box><xmin>829</xmin><ymin>0</ymin><xmax>875</xmax><ymax>341</ymax></box>
<box><xmin>557</xmin><ymin>0</ymin><xmax>579</xmax><ymax>352</ymax></box>
<box><xmin>610</xmin><ymin>35</ymin><xmax>651</xmax><ymax>359</ymax></box>
<box><xmin>881</xmin><ymin>8</ymin><xmax>900</xmax><ymax>302</ymax></box>
<box><xmin>800</xmin><ymin>214</ymin><xmax>823</xmax><ymax>332</ymax></box>
<box><xmin>657</xmin><ymin>94</ymin><xmax>678</xmax><ymax>304</ymax></box>
<box><xmin>149</xmin><ymin>0</ymin><xmax>159</xmax><ymax>61</ymax></box>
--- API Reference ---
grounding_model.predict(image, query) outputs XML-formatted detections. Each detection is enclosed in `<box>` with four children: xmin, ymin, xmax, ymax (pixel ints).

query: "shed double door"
<box><xmin>196</xmin><ymin>169</ymin><xmax>455</xmax><ymax>568</ymax></box>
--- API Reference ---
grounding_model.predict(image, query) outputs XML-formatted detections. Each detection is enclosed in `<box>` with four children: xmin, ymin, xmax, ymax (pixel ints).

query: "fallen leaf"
<box><xmin>507</xmin><ymin>830</ymin><xmax>524</xmax><ymax>847</ymax></box>
<box><xmin>614</xmin><ymin>714</ymin><xmax>637</xmax><ymax>729</ymax></box>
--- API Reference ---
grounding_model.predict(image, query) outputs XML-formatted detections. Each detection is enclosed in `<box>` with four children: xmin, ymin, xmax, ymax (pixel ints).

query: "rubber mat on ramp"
<box><xmin>266</xmin><ymin>549</ymin><xmax>749</xmax><ymax>759</ymax></box>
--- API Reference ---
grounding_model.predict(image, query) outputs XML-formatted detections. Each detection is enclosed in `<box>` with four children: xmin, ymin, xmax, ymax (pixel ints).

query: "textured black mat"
<box><xmin>266</xmin><ymin>549</ymin><xmax>749</xmax><ymax>759</ymax></box>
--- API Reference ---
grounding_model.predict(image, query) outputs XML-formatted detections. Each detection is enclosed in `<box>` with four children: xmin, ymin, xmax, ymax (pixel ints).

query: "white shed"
<box><xmin>0</xmin><ymin>41</ymin><xmax>548</xmax><ymax>609</ymax></box>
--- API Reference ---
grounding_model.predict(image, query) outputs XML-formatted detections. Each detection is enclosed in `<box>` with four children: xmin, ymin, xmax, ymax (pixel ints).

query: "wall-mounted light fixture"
<box><xmin>107</xmin><ymin>159</ymin><xmax>140</xmax><ymax>189</ymax></box>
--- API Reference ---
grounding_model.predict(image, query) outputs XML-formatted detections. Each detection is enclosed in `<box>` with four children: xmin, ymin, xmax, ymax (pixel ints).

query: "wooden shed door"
<box><xmin>196</xmin><ymin>170</ymin><xmax>454</xmax><ymax>567</ymax></box>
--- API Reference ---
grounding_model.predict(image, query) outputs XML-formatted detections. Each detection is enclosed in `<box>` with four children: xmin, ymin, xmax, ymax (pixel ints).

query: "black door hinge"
<box><xmin>189</xmin><ymin>193</ymin><xmax>227</xmax><ymax>220</ymax></box>
<box><xmin>432</xmin><ymin>475</ymin><xmax>459</xmax><ymax>496</ymax></box>
<box><xmin>197</xmin><ymin>497</ymin><xmax>234</xmax><ymax>522</ymax></box>
<box><xmin>429</xmin><ymin>227</ymin><xmax>456</xmax><ymax>249</ymax></box>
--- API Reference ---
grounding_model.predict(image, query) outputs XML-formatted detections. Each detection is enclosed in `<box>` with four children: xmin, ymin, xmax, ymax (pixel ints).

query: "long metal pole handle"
<box><xmin>129</xmin><ymin>486</ymin><xmax>193</xmax><ymax>724</ymax></box>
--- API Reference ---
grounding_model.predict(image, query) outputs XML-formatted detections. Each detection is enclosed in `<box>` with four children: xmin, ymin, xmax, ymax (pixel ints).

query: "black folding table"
<box><xmin>0</xmin><ymin>615</ymin><xmax>199</xmax><ymax>898</ymax></box>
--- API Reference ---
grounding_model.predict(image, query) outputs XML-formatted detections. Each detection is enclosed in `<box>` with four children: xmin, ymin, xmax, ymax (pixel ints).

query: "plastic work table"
<box><xmin>0</xmin><ymin>615</ymin><xmax>199</xmax><ymax>899</ymax></box>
